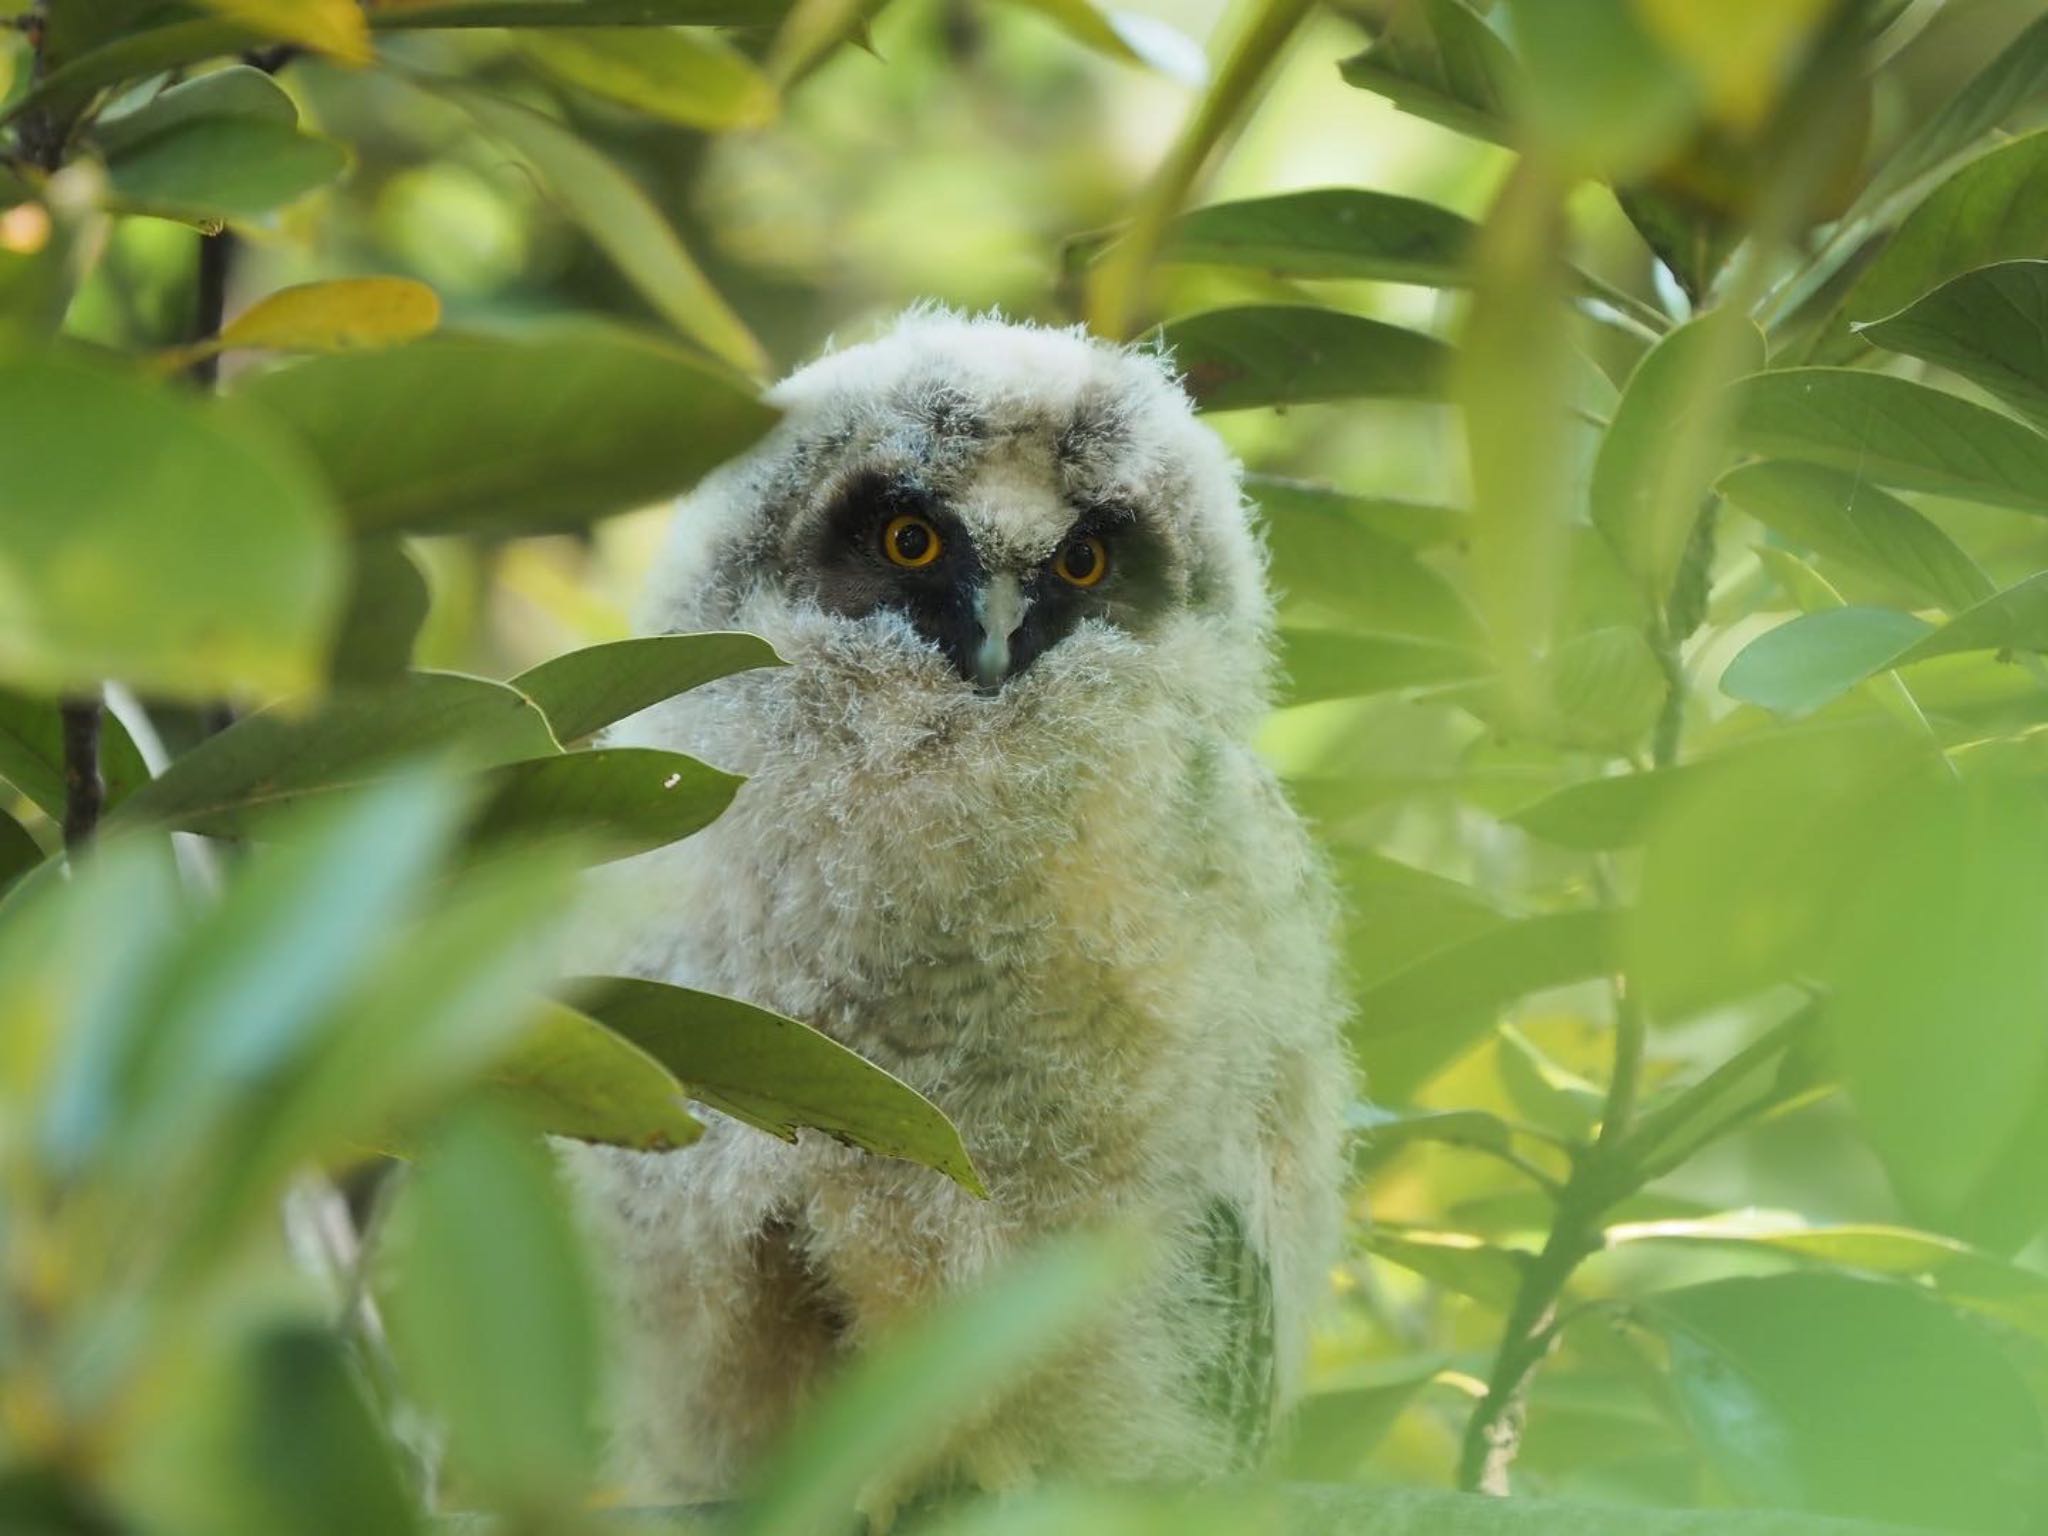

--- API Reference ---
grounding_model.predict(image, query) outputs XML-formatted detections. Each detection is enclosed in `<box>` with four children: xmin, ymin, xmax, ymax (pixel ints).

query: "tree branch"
<box><xmin>59</xmin><ymin>695</ymin><xmax>103</xmax><ymax>852</ymax></box>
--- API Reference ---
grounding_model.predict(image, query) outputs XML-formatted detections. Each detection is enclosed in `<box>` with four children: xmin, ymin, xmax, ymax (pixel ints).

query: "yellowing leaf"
<box><xmin>1632</xmin><ymin>0</ymin><xmax>1834</xmax><ymax>130</ymax></box>
<box><xmin>225</xmin><ymin>276</ymin><xmax>441</xmax><ymax>353</ymax></box>
<box><xmin>196</xmin><ymin>0</ymin><xmax>373</xmax><ymax>63</ymax></box>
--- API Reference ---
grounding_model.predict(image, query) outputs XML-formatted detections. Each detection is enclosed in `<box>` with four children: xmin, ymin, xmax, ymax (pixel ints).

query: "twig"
<box><xmin>185</xmin><ymin>228</ymin><xmax>234</xmax><ymax>390</ymax></box>
<box><xmin>59</xmin><ymin>695</ymin><xmax>103</xmax><ymax>853</ymax></box>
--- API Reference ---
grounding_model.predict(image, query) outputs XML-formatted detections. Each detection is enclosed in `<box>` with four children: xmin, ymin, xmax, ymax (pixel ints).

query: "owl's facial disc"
<box><xmin>807</xmin><ymin>470</ymin><xmax>1163</xmax><ymax>694</ymax></box>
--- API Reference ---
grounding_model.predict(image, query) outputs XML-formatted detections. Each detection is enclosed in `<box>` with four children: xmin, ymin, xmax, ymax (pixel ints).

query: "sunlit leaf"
<box><xmin>1507</xmin><ymin>0</ymin><xmax>1697</xmax><ymax>178</ymax></box>
<box><xmin>1730</xmin><ymin>368</ymin><xmax>2048</xmax><ymax>514</ymax></box>
<box><xmin>1277</xmin><ymin>629</ymin><xmax>1485</xmax><ymax>707</ymax></box>
<box><xmin>1363</xmin><ymin>1228</ymin><xmax>1525</xmax><ymax>1309</ymax></box>
<box><xmin>1351</xmin><ymin>909</ymin><xmax>1620</xmax><ymax>1041</ymax></box>
<box><xmin>488</xmin><ymin>1000</ymin><xmax>703</xmax><ymax>1149</ymax></box>
<box><xmin>465</xmin><ymin>747</ymin><xmax>741</xmax><ymax>861</ymax></box>
<box><xmin>1161</xmin><ymin>305</ymin><xmax>1452</xmax><ymax>412</ymax></box>
<box><xmin>445</xmin><ymin>85</ymin><xmax>769</xmax><ymax>377</ymax></box>
<box><xmin>115</xmin><ymin>673</ymin><xmax>556</xmax><ymax>837</ymax></box>
<box><xmin>217</xmin><ymin>276</ymin><xmax>440</xmax><ymax>358</ymax></box>
<box><xmin>1718</xmin><ymin>460</ymin><xmax>1992</xmax><ymax>614</ymax></box>
<box><xmin>0</xmin><ymin>351</ymin><xmax>340</xmax><ymax>701</ymax></box>
<box><xmin>193</xmin><ymin>0</ymin><xmax>370</xmax><ymax>63</ymax></box>
<box><xmin>1001</xmin><ymin>0</ymin><xmax>1205</xmax><ymax>83</ymax></box>
<box><xmin>236</xmin><ymin>329</ymin><xmax>777</xmax><ymax>536</ymax></box>
<box><xmin>511</xmin><ymin>631</ymin><xmax>784</xmax><ymax>744</ymax></box>
<box><xmin>1506</xmin><ymin>766</ymin><xmax>1697</xmax><ymax>851</ymax></box>
<box><xmin>515</xmin><ymin>26</ymin><xmax>778</xmax><ymax>130</ymax></box>
<box><xmin>1858</xmin><ymin>259</ymin><xmax>2048</xmax><ymax>431</ymax></box>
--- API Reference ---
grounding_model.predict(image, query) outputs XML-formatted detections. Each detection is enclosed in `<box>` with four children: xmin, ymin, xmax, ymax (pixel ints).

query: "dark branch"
<box><xmin>59</xmin><ymin>695</ymin><xmax>103</xmax><ymax>853</ymax></box>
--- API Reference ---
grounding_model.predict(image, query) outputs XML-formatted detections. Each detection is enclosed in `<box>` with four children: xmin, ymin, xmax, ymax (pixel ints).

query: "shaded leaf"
<box><xmin>0</xmin><ymin>806</ymin><xmax>40</xmax><ymax>894</ymax></box>
<box><xmin>1337</xmin><ymin>0</ymin><xmax>1516</xmax><ymax>144</ymax></box>
<box><xmin>445</xmin><ymin>85</ymin><xmax>768</xmax><ymax>376</ymax></box>
<box><xmin>1246</xmin><ymin>475</ymin><xmax>1469</xmax><ymax>551</ymax></box>
<box><xmin>1161</xmin><ymin>306</ymin><xmax>1452</xmax><ymax>412</ymax></box>
<box><xmin>488</xmin><ymin>1001</ymin><xmax>703</xmax><ymax>1149</ymax></box>
<box><xmin>1646</xmin><ymin>1273</ymin><xmax>2048</xmax><ymax>1530</ymax></box>
<box><xmin>236</xmin><ymin>329</ymin><xmax>777</xmax><ymax>536</ymax></box>
<box><xmin>1351</xmin><ymin>909</ymin><xmax>1620</xmax><ymax>1041</ymax></box>
<box><xmin>1363</xmin><ymin>1228</ymin><xmax>1525</xmax><ymax>1309</ymax></box>
<box><xmin>1277</xmin><ymin>629</ymin><xmax>1485</xmax><ymax>707</ymax></box>
<box><xmin>1718</xmin><ymin>459</ymin><xmax>1992</xmax><ymax>614</ymax></box>
<box><xmin>0</xmin><ymin>351</ymin><xmax>340</xmax><ymax>700</ymax></box>
<box><xmin>1156</xmin><ymin>188</ymin><xmax>1476</xmax><ymax>287</ymax></box>
<box><xmin>0</xmin><ymin>687</ymin><xmax>153</xmax><ymax>820</ymax></box>
<box><xmin>385</xmin><ymin>1111</ymin><xmax>600</xmax><ymax>1515</ymax></box>
<box><xmin>515</xmin><ymin>26</ymin><xmax>777</xmax><ymax>130</ymax></box>
<box><xmin>465</xmin><ymin>747</ymin><xmax>741</xmax><ymax>862</ymax></box>
<box><xmin>569</xmin><ymin>975</ymin><xmax>984</xmax><ymax>1194</ymax></box>
<box><xmin>328</xmin><ymin>539</ymin><xmax>429</xmax><ymax>687</ymax></box>
<box><xmin>90</xmin><ymin>64</ymin><xmax>298</xmax><ymax>157</ymax></box>
<box><xmin>1001</xmin><ymin>0</ymin><xmax>1205</xmax><ymax>83</ymax></box>
<box><xmin>116</xmin><ymin>673</ymin><xmax>556</xmax><ymax>837</ymax></box>
<box><xmin>1858</xmin><ymin>259</ymin><xmax>2048</xmax><ymax>431</ymax></box>
<box><xmin>105</xmin><ymin>116</ymin><xmax>347</xmax><ymax>225</ymax></box>
<box><xmin>1730</xmin><ymin>368</ymin><xmax>2048</xmax><ymax>514</ymax></box>
<box><xmin>512</xmin><ymin>631</ymin><xmax>783</xmax><ymax>744</ymax></box>
<box><xmin>194</xmin><ymin>0</ymin><xmax>369</xmax><ymax>62</ymax></box>
<box><xmin>1507</xmin><ymin>766</ymin><xmax>1698</xmax><ymax>851</ymax></box>
<box><xmin>1508</xmin><ymin>0</ymin><xmax>1697</xmax><ymax>179</ymax></box>
<box><xmin>1592</xmin><ymin>312</ymin><xmax>1767</xmax><ymax>607</ymax></box>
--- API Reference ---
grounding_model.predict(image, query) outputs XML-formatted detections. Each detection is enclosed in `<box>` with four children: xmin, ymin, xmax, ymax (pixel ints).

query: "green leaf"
<box><xmin>1263</xmin><ymin>503</ymin><xmax>1476</xmax><ymax>643</ymax></box>
<box><xmin>105</xmin><ymin>115</ymin><xmax>347</xmax><ymax>225</ymax></box>
<box><xmin>568</xmin><ymin>975</ymin><xmax>985</xmax><ymax>1195</ymax></box>
<box><xmin>1444</xmin><ymin>626</ymin><xmax>1666</xmax><ymax>754</ymax></box>
<box><xmin>1824</xmin><ymin>779</ymin><xmax>2048</xmax><ymax>1237</ymax></box>
<box><xmin>0</xmin><ymin>687</ymin><xmax>153</xmax><ymax>820</ymax></box>
<box><xmin>1722</xmin><ymin>573</ymin><xmax>2048</xmax><ymax>716</ymax></box>
<box><xmin>1827</xmin><ymin>128</ymin><xmax>2048</xmax><ymax>356</ymax></box>
<box><xmin>328</xmin><ymin>539</ymin><xmax>429</xmax><ymax>687</ymax></box>
<box><xmin>511</xmin><ymin>631</ymin><xmax>783</xmax><ymax>744</ymax></box>
<box><xmin>1858</xmin><ymin>259</ymin><xmax>2048</xmax><ymax>431</ymax></box>
<box><xmin>1609</xmin><ymin>1215</ymin><xmax>2048</xmax><ymax>1343</ymax></box>
<box><xmin>1337</xmin><ymin>0</ymin><xmax>1517</xmax><ymax>145</ymax></box>
<box><xmin>193</xmin><ymin>0</ymin><xmax>369</xmax><ymax>62</ymax></box>
<box><xmin>1351</xmin><ymin>909</ymin><xmax>1620</xmax><ymax>1041</ymax></box>
<box><xmin>0</xmin><ymin>806</ymin><xmax>40</xmax><ymax>895</ymax></box>
<box><xmin>1506</xmin><ymin>0</ymin><xmax>1697</xmax><ymax>179</ymax></box>
<box><xmin>1718</xmin><ymin>606</ymin><xmax>1934</xmax><ymax>716</ymax></box>
<box><xmin>738</xmin><ymin>1232</ymin><xmax>1133</xmax><ymax>1536</ymax></box>
<box><xmin>487</xmin><ymin>1001</ymin><xmax>703</xmax><ymax>1150</ymax></box>
<box><xmin>1160</xmin><ymin>306</ymin><xmax>1453</xmax><ymax>412</ymax></box>
<box><xmin>514</xmin><ymin>26</ymin><xmax>777</xmax><ymax>131</ymax></box>
<box><xmin>1246</xmin><ymin>475</ymin><xmax>1469</xmax><ymax>551</ymax></box>
<box><xmin>1277</xmin><ymin>629</ymin><xmax>1486</xmax><ymax>707</ymax></box>
<box><xmin>1506</xmin><ymin>766</ymin><xmax>1697</xmax><ymax>851</ymax></box>
<box><xmin>1646</xmin><ymin>1273</ymin><xmax>2048</xmax><ymax>1529</ymax></box>
<box><xmin>1718</xmin><ymin>460</ymin><xmax>1993</xmax><ymax>614</ymax></box>
<box><xmin>385</xmin><ymin>1111</ymin><xmax>600</xmax><ymax>1515</ymax></box>
<box><xmin>443</xmin><ymin>85</ymin><xmax>768</xmax><ymax>377</ymax></box>
<box><xmin>90</xmin><ymin>64</ymin><xmax>298</xmax><ymax>157</ymax></box>
<box><xmin>1592</xmin><ymin>312</ymin><xmax>1767</xmax><ymax>607</ymax></box>
<box><xmin>1351</xmin><ymin>1105</ymin><xmax>1519</xmax><ymax>1162</ymax></box>
<box><xmin>465</xmin><ymin>747</ymin><xmax>741</xmax><ymax>862</ymax></box>
<box><xmin>0</xmin><ymin>351</ymin><xmax>341</xmax><ymax>701</ymax></box>
<box><xmin>998</xmin><ymin>0</ymin><xmax>1205</xmax><ymax>82</ymax></box>
<box><xmin>1155</xmin><ymin>188</ymin><xmax>1477</xmax><ymax>287</ymax></box>
<box><xmin>236</xmin><ymin>329</ymin><xmax>776</xmax><ymax>536</ymax></box>
<box><xmin>1363</xmin><ymin>1228</ymin><xmax>1525</xmax><ymax>1309</ymax></box>
<box><xmin>1730</xmin><ymin>368</ymin><xmax>2048</xmax><ymax>514</ymax></box>
<box><xmin>115</xmin><ymin>673</ymin><xmax>557</xmax><ymax>837</ymax></box>
<box><xmin>1851</xmin><ymin>11</ymin><xmax>2048</xmax><ymax>219</ymax></box>
<box><xmin>1275</xmin><ymin>1358</ymin><xmax>1450</xmax><ymax>1480</ymax></box>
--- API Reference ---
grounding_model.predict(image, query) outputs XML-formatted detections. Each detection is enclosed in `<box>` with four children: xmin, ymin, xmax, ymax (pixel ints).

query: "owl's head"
<box><xmin>642</xmin><ymin>310</ymin><xmax>1272</xmax><ymax>750</ymax></box>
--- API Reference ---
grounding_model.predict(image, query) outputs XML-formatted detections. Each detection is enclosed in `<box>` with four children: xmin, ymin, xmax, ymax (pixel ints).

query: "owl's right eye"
<box><xmin>882</xmin><ymin>513</ymin><xmax>943</xmax><ymax>569</ymax></box>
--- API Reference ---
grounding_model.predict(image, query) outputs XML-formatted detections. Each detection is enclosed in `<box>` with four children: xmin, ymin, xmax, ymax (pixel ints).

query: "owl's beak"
<box><xmin>970</xmin><ymin>574</ymin><xmax>1029</xmax><ymax>693</ymax></box>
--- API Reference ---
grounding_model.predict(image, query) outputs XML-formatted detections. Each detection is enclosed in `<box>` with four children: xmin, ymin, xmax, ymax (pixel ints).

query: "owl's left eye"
<box><xmin>1053</xmin><ymin>534</ymin><xmax>1109</xmax><ymax>588</ymax></box>
<box><xmin>882</xmin><ymin>513</ymin><xmax>943</xmax><ymax>569</ymax></box>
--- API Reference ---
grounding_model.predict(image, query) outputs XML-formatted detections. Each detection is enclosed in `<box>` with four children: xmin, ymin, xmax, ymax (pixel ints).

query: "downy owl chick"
<box><xmin>565</xmin><ymin>309</ymin><xmax>1351</xmax><ymax>1512</ymax></box>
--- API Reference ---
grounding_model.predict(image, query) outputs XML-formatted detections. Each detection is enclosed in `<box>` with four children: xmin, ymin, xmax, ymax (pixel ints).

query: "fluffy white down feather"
<box><xmin>562</xmin><ymin>309</ymin><xmax>1352</xmax><ymax>1504</ymax></box>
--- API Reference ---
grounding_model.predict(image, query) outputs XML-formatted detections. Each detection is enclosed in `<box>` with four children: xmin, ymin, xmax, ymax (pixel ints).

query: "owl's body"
<box><xmin>566</xmin><ymin>311</ymin><xmax>1350</xmax><ymax>1506</ymax></box>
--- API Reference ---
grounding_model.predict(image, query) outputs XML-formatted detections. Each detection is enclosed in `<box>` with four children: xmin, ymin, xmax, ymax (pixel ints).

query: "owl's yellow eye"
<box><xmin>882</xmin><ymin>514</ymin><xmax>942</xmax><ymax>569</ymax></box>
<box><xmin>1053</xmin><ymin>534</ymin><xmax>1108</xmax><ymax>588</ymax></box>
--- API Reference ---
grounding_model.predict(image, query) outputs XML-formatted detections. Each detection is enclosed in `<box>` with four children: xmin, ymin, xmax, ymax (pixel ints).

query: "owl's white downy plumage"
<box><xmin>564</xmin><ymin>308</ymin><xmax>1352</xmax><ymax>1511</ymax></box>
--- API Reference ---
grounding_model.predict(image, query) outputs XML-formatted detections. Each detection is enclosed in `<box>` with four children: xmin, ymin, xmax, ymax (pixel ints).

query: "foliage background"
<box><xmin>6</xmin><ymin>0</ymin><xmax>2048</xmax><ymax>1532</ymax></box>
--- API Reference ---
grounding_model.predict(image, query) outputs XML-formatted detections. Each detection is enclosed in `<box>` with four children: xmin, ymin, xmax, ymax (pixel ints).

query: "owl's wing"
<box><xmin>1194</xmin><ymin>1197</ymin><xmax>1276</xmax><ymax>1466</ymax></box>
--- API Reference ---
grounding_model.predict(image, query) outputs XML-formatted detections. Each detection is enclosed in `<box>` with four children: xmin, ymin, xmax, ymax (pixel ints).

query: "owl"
<box><xmin>565</xmin><ymin>309</ymin><xmax>1351</xmax><ymax>1520</ymax></box>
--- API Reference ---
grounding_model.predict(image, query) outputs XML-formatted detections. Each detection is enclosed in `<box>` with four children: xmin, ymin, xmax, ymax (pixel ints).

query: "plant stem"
<box><xmin>59</xmin><ymin>695</ymin><xmax>103</xmax><ymax>852</ymax></box>
<box><xmin>185</xmin><ymin>228</ymin><xmax>233</xmax><ymax>389</ymax></box>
